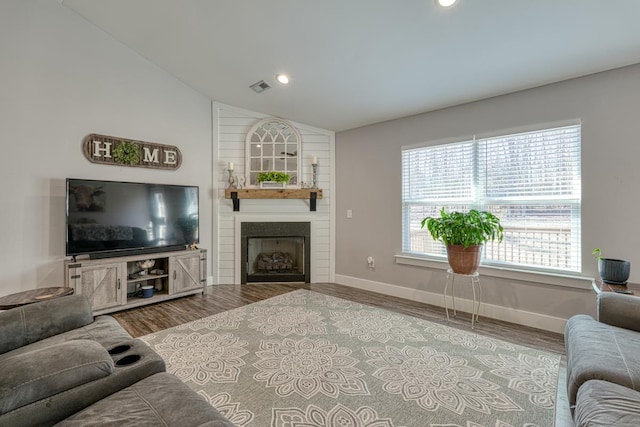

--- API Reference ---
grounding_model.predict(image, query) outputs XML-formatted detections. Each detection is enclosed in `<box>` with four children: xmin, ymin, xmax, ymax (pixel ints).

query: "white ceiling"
<box><xmin>62</xmin><ymin>0</ymin><xmax>640</xmax><ymax>132</ymax></box>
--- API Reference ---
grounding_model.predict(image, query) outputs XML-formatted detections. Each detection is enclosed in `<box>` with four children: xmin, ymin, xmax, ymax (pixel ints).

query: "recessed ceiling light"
<box><xmin>276</xmin><ymin>74</ymin><xmax>290</xmax><ymax>84</ymax></box>
<box><xmin>436</xmin><ymin>0</ymin><xmax>458</xmax><ymax>7</ymax></box>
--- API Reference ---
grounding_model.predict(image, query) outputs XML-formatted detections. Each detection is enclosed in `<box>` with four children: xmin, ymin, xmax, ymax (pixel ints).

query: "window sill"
<box><xmin>394</xmin><ymin>254</ymin><xmax>592</xmax><ymax>290</ymax></box>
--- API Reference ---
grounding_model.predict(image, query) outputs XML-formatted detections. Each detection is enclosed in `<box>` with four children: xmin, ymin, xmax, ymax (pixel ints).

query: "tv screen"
<box><xmin>66</xmin><ymin>178</ymin><xmax>199</xmax><ymax>258</ymax></box>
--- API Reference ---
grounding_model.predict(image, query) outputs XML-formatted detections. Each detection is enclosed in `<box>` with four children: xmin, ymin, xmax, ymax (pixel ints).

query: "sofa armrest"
<box><xmin>597</xmin><ymin>292</ymin><xmax>640</xmax><ymax>332</ymax></box>
<box><xmin>0</xmin><ymin>339</ymin><xmax>114</xmax><ymax>415</ymax></box>
<box><xmin>0</xmin><ymin>294</ymin><xmax>93</xmax><ymax>355</ymax></box>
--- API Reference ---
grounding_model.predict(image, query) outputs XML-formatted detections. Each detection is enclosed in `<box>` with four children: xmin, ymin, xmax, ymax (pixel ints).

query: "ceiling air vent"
<box><xmin>250</xmin><ymin>80</ymin><xmax>271</xmax><ymax>93</ymax></box>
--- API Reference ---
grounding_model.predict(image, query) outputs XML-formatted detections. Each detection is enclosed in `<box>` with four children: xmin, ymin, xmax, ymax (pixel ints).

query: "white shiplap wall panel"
<box><xmin>215</xmin><ymin>103</ymin><xmax>335</xmax><ymax>285</ymax></box>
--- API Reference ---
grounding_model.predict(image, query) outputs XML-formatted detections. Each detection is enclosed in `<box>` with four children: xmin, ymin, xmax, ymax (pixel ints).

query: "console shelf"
<box><xmin>64</xmin><ymin>248</ymin><xmax>207</xmax><ymax>315</ymax></box>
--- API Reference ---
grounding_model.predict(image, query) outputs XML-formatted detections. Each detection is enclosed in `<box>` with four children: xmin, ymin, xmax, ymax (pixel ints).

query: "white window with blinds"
<box><xmin>402</xmin><ymin>122</ymin><xmax>581</xmax><ymax>273</ymax></box>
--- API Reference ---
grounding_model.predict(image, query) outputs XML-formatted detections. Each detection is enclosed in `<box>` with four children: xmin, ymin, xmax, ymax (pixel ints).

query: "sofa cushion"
<box><xmin>0</xmin><ymin>295</ymin><xmax>93</xmax><ymax>355</ymax></box>
<box><xmin>565</xmin><ymin>314</ymin><xmax>640</xmax><ymax>406</ymax></box>
<box><xmin>0</xmin><ymin>339</ymin><xmax>113</xmax><ymax>415</ymax></box>
<box><xmin>54</xmin><ymin>372</ymin><xmax>235</xmax><ymax>427</ymax></box>
<box><xmin>574</xmin><ymin>380</ymin><xmax>640</xmax><ymax>427</ymax></box>
<box><xmin>0</xmin><ymin>315</ymin><xmax>132</xmax><ymax>362</ymax></box>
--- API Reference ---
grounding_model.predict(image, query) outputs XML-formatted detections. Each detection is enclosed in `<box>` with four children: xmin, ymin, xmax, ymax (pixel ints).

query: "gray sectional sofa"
<box><xmin>565</xmin><ymin>292</ymin><xmax>640</xmax><ymax>426</ymax></box>
<box><xmin>0</xmin><ymin>294</ymin><xmax>234</xmax><ymax>426</ymax></box>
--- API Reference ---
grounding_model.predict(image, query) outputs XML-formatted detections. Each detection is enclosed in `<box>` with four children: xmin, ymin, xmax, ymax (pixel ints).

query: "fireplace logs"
<box><xmin>256</xmin><ymin>252</ymin><xmax>294</xmax><ymax>273</ymax></box>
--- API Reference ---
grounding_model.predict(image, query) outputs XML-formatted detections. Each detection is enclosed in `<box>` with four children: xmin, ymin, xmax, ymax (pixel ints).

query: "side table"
<box><xmin>444</xmin><ymin>269</ymin><xmax>481</xmax><ymax>329</ymax></box>
<box><xmin>592</xmin><ymin>278</ymin><xmax>640</xmax><ymax>297</ymax></box>
<box><xmin>0</xmin><ymin>287</ymin><xmax>74</xmax><ymax>310</ymax></box>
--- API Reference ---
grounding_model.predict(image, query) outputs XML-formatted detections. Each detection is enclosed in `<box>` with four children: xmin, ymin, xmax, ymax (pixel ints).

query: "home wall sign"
<box><xmin>82</xmin><ymin>133</ymin><xmax>182</xmax><ymax>170</ymax></box>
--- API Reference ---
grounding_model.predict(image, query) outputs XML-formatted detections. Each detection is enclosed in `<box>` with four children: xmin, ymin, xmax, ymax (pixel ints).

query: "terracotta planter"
<box><xmin>446</xmin><ymin>244</ymin><xmax>483</xmax><ymax>274</ymax></box>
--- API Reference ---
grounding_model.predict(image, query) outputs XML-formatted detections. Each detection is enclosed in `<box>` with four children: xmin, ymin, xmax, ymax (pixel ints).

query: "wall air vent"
<box><xmin>250</xmin><ymin>80</ymin><xmax>272</xmax><ymax>93</ymax></box>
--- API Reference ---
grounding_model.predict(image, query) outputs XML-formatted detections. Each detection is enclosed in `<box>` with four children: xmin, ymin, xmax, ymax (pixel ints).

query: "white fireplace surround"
<box><xmin>234</xmin><ymin>215</ymin><xmax>318</xmax><ymax>284</ymax></box>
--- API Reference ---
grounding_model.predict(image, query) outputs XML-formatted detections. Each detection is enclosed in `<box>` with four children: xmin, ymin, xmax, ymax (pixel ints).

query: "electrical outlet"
<box><xmin>367</xmin><ymin>256</ymin><xmax>375</xmax><ymax>268</ymax></box>
<box><xmin>347</xmin><ymin>209</ymin><xmax>353</xmax><ymax>219</ymax></box>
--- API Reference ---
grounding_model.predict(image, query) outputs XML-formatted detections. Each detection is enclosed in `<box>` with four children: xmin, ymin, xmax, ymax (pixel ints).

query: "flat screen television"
<box><xmin>66</xmin><ymin>178</ymin><xmax>199</xmax><ymax>258</ymax></box>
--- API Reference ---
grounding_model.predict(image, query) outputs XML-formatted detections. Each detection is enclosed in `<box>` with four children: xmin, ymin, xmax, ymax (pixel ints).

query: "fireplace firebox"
<box><xmin>241</xmin><ymin>222</ymin><xmax>310</xmax><ymax>283</ymax></box>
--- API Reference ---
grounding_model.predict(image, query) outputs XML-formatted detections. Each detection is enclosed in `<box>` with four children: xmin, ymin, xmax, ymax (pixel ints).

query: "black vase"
<box><xmin>598</xmin><ymin>258</ymin><xmax>631</xmax><ymax>285</ymax></box>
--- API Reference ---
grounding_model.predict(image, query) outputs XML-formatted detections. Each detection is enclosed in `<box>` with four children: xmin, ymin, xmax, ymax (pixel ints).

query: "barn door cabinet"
<box><xmin>65</xmin><ymin>249</ymin><xmax>207</xmax><ymax>315</ymax></box>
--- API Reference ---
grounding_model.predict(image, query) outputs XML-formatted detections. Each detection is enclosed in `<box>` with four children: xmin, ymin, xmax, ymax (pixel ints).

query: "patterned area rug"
<box><xmin>141</xmin><ymin>290</ymin><xmax>559</xmax><ymax>427</ymax></box>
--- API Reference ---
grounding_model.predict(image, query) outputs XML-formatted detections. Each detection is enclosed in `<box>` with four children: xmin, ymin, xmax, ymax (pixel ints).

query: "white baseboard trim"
<box><xmin>334</xmin><ymin>274</ymin><xmax>567</xmax><ymax>334</ymax></box>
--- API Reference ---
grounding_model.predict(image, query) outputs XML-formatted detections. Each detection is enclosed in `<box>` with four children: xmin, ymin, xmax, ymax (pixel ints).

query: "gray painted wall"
<box><xmin>335</xmin><ymin>64</ymin><xmax>640</xmax><ymax>330</ymax></box>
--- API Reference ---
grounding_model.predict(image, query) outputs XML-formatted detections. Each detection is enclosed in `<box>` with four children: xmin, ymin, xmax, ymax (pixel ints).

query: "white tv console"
<box><xmin>64</xmin><ymin>248</ymin><xmax>207</xmax><ymax>315</ymax></box>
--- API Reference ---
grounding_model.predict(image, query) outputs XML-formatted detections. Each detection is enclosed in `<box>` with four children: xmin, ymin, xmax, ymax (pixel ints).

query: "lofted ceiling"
<box><xmin>62</xmin><ymin>0</ymin><xmax>640</xmax><ymax>132</ymax></box>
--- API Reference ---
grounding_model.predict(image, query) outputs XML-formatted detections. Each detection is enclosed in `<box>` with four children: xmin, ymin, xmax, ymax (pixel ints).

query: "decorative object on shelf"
<box><xmin>236</xmin><ymin>175</ymin><xmax>246</xmax><ymax>189</ymax></box>
<box><xmin>592</xmin><ymin>248</ymin><xmax>631</xmax><ymax>285</ymax></box>
<box><xmin>141</xmin><ymin>285</ymin><xmax>154</xmax><ymax>298</ymax></box>
<box><xmin>82</xmin><ymin>133</ymin><xmax>182</xmax><ymax>170</ymax></box>
<box><xmin>311</xmin><ymin>156</ymin><xmax>318</xmax><ymax>189</ymax></box>
<box><xmin>421</xmin><ymin>208</ymin><xmax>503</xmax><ymax>274</ymax></box>
<box><xmin>246</xmin><ymin>118</ymin><xmax>301</xmax><ymax>186</ymax></box>
<box><xmin>257</xmin><ymin>171</ymin><xmax>290</xmax><ymax>189</ymax></box>
<box><xmin>136</xmin><ymin>260</ymin><xmax>155</xmax><ymax>270</ymax></box>
<box><xmin>227</xmin><ymin>162</ymin><xmax>237</xmax><ymax>189</ymax></box>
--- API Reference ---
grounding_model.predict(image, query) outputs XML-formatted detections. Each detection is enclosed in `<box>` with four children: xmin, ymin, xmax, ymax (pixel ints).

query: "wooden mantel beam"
<box><xmin>224</xmin><ymin>188</ymin><xmax>323</xmax><ymax>211</ymax></box>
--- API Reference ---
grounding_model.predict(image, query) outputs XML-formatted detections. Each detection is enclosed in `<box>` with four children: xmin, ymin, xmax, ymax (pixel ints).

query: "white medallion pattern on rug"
<box><xmin>175</xmin><ymin>308</ymin><xmax>246</xmax><ymax>331</ymax></box>
<box><xmin>197</xmin><ymin>390</ymin><xmax>254</xmax><ymax>426</ymax></box>
<box><xmin>253</xmin><ymin>337</ymin><xmax>369</xmax><ymax>399</ymax></box>
<box><xmin>365</xmin><ymin>345</ymin><xmax>522</xmax><ymax>415</ymax></box>
<box><xmin>272</xmin><ymin>404</ymin><xmax>404</xmax><ymax>427</ymax></box>
<box><xmin>311</xmin><ymin>293</ymin><xmax>365</xmax><ymax>310</ymax></box>
<box><xmin>154</xmin><ymin>331</ymin><xmax>249</xmax><ymax>385</ymax></box>
<box><xmin>418</xmin><ymin>322</ymin><xmax>517</xmax><ymax>352</ymax></box>
<box><xmin>476</xmin><ymin>353</ymin><xmax>559</xmax><ymax>409</ymax></box>
<box><xmin>331</xmin><ymin>309</ymin><xmax>424</xmax><ymax>343</ymax></box>
<box><xmin>248</xmin><ymin>305</ymin><xmax>326</xmax><ymax>336</ymax></box>
<box><xmin>262</xmin><ymin>291</ymin><xmax>309</xmax><ymax>306</ymax></box>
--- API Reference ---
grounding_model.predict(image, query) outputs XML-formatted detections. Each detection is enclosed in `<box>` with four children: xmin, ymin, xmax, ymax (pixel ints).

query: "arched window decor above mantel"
<box><xmin>245</xmin><ymin>118</ymin><xmax>301</xmax><ymax>187</ymax></box>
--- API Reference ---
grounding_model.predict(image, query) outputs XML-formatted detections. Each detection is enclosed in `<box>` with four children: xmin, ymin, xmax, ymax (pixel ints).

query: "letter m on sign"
<box><xmin>143</xmin><ymin>147</ymin><xmax>160</xmax><ymax>163</ymax></box>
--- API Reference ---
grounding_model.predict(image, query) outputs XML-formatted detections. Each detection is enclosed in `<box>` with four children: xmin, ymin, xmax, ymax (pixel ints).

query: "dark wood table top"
<box><xmin>0</xmin><ymin>287</ymin><xmax>74</xmax><ymax>310</ymax></box>
<box><xmin>592</xmin><ymin>278</ymin><xmax>640</xmax><ymax>297</ymax></box>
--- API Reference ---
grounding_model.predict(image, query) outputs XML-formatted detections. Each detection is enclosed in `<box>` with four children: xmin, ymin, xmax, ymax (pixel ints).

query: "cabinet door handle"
<box><xmin>173</xmin><ymin>271</ymin><xmax>177</xmax><ymax>280</ymax></box>
<box><xmin>117</xmin><ymin>278</ymin><xmax>121</xmax><ymax>290</ymax></box>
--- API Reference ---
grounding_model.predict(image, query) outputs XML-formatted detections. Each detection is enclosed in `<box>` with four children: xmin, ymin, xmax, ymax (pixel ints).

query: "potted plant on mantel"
<box><xmin>421</xmin><ymin>208</ymin><xmax>504</xmax><ymax>275</ymax></box>
<box><xmin>592</xmin><ymin>248</ymin><xmax>631</xmax><ymax>285</ymax></box>
<box><xmin>257</xmin><ymin>171</ymin><xmax>290</xmax><ymax>189</ymax></box>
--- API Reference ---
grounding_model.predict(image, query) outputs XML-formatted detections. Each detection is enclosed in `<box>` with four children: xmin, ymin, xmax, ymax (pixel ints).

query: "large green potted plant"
<box><xmin>421</xmin><ymin>208</ymin><xmax>504</xmax><ymax>274</ymax></box>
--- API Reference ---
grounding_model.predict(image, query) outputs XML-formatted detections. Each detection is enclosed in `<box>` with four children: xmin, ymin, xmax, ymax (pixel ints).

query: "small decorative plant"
<box><xmin>421</xmin><ymin>208</ymin><xmax>504</xmax><ymax>248</ymax></box>
<box><xmin>257</xmin><ymin>171</ymin><xmax>290</xmax><ymax>183</ymax></box>
<box><xmin>113</xmin><ymin>140</ymin><xmax>140</xmax><ymax>165</ymax></box>
<box><xmin>592</xmin><ymin>247</ymin><xmax>631</xmax><ymax>284</ymax></box>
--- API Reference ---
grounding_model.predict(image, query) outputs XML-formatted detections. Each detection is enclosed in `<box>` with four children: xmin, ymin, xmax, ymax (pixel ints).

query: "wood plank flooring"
<box><xmin>112</xmin><ymin>282</ymin><xmax>565</xmax><ymax>355</ymax></box>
